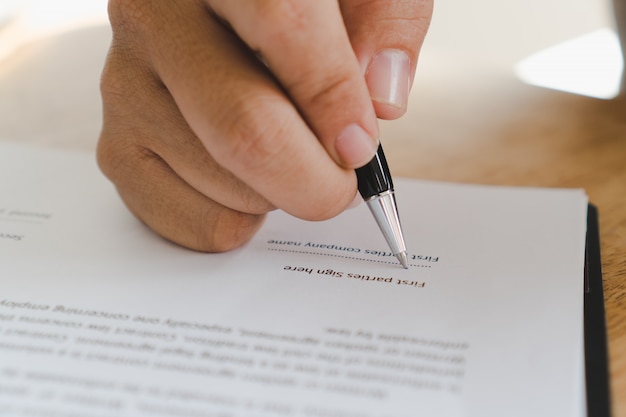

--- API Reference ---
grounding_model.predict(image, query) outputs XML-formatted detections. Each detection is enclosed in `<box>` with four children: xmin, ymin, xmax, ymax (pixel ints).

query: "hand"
<box><xmin>98</xmin><ymin>0</ymin><xmax>432</xmax><ymax>252</ymax></box>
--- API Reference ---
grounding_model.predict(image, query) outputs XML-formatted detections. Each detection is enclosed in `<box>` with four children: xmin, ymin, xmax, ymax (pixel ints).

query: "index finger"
<box><xmin>206</xmin><ymin>0</ymin><xmax>380</xmax><ymax>169</ymax></box>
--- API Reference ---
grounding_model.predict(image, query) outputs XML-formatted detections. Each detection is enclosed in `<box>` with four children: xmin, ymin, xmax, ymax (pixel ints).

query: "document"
<box><xmin>0</xmin><ymin>143</ymin><xmax>589</xmax><ymax>417</ymax></box>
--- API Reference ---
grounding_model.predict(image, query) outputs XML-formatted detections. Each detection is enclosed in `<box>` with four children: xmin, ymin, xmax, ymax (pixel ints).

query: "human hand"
<box><xmin>98</xmin><ymin>0</ymin><xmax>432</xmax><ymax>252</ymax></box>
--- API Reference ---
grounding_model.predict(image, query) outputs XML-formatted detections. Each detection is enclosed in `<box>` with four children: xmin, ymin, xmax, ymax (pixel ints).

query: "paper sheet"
<box><xmin>0</xmin><ymin>143</ymin><xmax>589</xmax><ymax>417</ymax></box>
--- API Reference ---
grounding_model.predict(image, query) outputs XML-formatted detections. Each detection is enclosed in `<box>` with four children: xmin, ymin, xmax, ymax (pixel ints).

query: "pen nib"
<box><xmin>396</xmin><ymin>252</ymin><xmax>409</xmax><ymax>269</ymax></box>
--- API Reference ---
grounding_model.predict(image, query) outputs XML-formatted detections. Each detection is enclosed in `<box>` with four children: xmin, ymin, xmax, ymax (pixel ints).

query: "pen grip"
<box><xmin>355</xmin><ymin>144</ymin><xmax>394</xmax><ymax>199</ymax></box>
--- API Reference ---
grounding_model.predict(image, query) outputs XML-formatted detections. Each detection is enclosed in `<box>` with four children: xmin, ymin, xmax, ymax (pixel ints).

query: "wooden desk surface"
<box><xmin>0</xmin><ymin>23</ymin><xmax>624</xmax><ymax>416</ymax></box>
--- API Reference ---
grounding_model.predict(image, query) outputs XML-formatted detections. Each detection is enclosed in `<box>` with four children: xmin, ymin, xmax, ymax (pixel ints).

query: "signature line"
<box><xmin>267</xmin><ymin>248</ymin><xmax>431</xmax><ymax>268</ymax></box>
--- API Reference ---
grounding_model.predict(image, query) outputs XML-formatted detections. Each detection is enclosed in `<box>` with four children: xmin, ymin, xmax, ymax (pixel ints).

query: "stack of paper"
<box><xmin>0</xmin><ymin>143</ymin><xmax>593</xmax><ymax>416</ymax></box>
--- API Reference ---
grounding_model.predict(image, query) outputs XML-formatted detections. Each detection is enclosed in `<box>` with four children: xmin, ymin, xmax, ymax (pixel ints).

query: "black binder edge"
<box><xmin>585</xmin><ymin>204</ymin><xmax>612</xmax><ymax>417</ymax></box>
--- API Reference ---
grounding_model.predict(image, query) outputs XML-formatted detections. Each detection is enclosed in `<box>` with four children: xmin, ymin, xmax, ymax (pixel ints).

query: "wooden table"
<box><xmin>0</xmin><ymin>21</ymin><xmax>624</xmax><ymax>416</ymax></box>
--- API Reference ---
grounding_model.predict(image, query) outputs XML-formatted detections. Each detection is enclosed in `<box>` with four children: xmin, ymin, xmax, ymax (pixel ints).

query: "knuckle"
<box><xmin>107</xmin><ymin>0</ymin><xmax>152</xmax><ymax>35</ymax></box>
<box><xmin>250</xmin><ymin>0</ymin><xmax>307</xmax><ymax>43</ymax></box>
<box><xmin>297</xmin><ymin>71</ymin><xmax>357</xmax><ymax>113</ymax></box>
<box><xmin>230</xmin><ymin>181</ymin><xmax>276</xmax><ymax>215</ymax></box>
<box><xmin>100</xmin><ymin>3</ymin><xmax>158</xmax><ymax>112</ymax></box>
<box><xmin>95</xmin><ymin>134</ymin><xmax>115</xmax><ymax>180</ymax></box>
<box><xmin>95</xmin><ymin>127</ymin><xmax>121</xmax><ymax>182</ymax></box>
<box><xmin>100</xmin><ymin>49</ymin><xmax>154</xmax><ymax>115</ymax></box>
<box><xmin>346</xmin><ymin>0</ymin><xmax>433</xmax><ymax>43</ymax></box>
<box><xmin>99</xmin><ymin>51</ymin><xmax>130</xmax><ymax>108</ymax></box>
<box><xmin>107</xmin><ymin>0</ymin><xmax>173</xmax><ymax>59</ymax></box>
<box><xmin>96</xmin><ymin>132</ymin><xmax>147</xmax><ymax>185</ymax></box>
<box><xmin>403</xmin><ymin>1</ymin><xmax>434</xmax><ymax>37</ymax></box>
<box><xmin>217</xmin><ymin>94</ymin><xmax>294</xmax><ymax>176</ymax></box>
<box><xmin>97</xmin><ymin>90</ymin><xmax>134</xmax><ymax>182</ymax></box>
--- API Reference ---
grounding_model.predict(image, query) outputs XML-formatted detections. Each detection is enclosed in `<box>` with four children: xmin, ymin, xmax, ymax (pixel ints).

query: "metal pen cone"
<box><xmin>363</xmin><ymin>191</ymin><xmax>407</xmax><ymax>268</ymax></box>
<box><xmin>396</xmin><ymin>252</ymin><xmax>409</xmax><ymax>269</ymax></box>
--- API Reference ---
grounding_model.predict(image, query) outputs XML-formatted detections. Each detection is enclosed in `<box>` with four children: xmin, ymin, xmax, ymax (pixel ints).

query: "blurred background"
<box><xmin>0</xmin><ymin>0</ymin><xmax>622</xmax><ymax>148</ymax></box>
<box><xmin>0</xmin><ymin>0</ymin><xmax>108</xmax><ymax>60</ymax></box>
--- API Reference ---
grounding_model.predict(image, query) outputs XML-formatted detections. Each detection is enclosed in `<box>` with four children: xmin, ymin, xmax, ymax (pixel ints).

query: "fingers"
<box><xmin>99</xmin><ymin>141</ymin><xmax>266</xmax><ymax>252</ymax></box>
<box><xmin>102</xmin><ymin>0</ymin><xmax>357</xmax><ymax>243</ymax></box>
<box><xmin>340</xmin><ymin>0</ymin><xmax>434</xmax><ymax>119</ymax></box>
<box><xmin>111</xmin><ymin>0</ymin><xmax>357</xmax><ymax>221</ymax></box>
<box><xmin>205</xmin><ymin>0</ymin><xmax>380</xmax><ymax>168</ymax></box>
<box><xmin>100</xmin><ymin>0</ymin><xmax>431</xmax><ymax>252</ymax></box>
<box><xmin>99</xmin><ymin>28</ymin><xmax>269</xmax><ymax>251</ymax></box>
<box><xmin>99</xmin><ymin>36</ymin><xmax>274</xmax><ymax>216</ymax></box>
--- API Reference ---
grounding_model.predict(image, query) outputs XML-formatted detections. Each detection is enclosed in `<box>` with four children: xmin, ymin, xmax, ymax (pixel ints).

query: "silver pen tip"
<box><xmin>396</xmin><ymin>251</ymin><xmax>409</xmax><ymax>269</ymax></box>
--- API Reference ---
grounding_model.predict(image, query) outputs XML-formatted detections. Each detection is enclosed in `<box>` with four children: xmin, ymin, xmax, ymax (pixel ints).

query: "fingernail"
<box><xmin>365</xmin><ymin>49</ymin><xmax>410</xmax><ymax>110</ymax></box>
<box><xmin>335</xmin><ymin>123</ymin><xmax>378</xmax><ymax>167</ymax></box>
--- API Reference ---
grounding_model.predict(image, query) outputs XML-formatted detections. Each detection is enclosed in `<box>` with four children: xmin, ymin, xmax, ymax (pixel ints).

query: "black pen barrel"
<box><xmin>355</xmin><ymin>144</ymin><xmax>394</xmax><ymax>199</ymax></box>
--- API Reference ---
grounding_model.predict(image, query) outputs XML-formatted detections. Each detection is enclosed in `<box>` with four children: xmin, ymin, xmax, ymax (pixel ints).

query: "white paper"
<box><xmin>0</xmin><ymin>143</ymin><xmax>589</xmax><ymax>417</ymax></box>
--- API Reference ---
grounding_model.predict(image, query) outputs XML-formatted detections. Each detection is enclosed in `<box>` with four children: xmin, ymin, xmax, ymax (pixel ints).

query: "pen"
<box><xmin>355</xmin><ymin>144</ymin><xmax>408</xmax><ymax>269</ymax></box>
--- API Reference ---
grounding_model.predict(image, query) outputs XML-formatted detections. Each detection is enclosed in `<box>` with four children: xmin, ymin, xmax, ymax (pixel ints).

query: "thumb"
<box><xmin>340</xmin><ymin>0</ymin><xmax>433</xmax><ymax>120</ymax></box>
